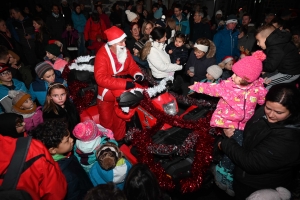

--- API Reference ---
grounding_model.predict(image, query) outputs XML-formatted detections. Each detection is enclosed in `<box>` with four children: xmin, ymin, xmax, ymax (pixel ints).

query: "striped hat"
<box><xmin>35</xmin><ymin>61</ymin><xmax>54</xmax><ymax>78</ymax></box>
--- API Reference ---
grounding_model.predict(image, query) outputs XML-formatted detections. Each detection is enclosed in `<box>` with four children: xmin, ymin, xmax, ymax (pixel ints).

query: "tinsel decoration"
<box><xmin>129</xmin><ymin>91</ymin><xmax>215</xmax><ymax>193</ymax></box>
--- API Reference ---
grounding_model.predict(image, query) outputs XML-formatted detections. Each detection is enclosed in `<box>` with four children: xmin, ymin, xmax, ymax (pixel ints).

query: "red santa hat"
<box><xmin>222</xmin><ymin>56</ymin><xmax>234</xmax><ymax>64</ymax></box>
<box><xmin>105</xmin><ymin>26</ymin><xmax>127</xmax><ymax>46</ymax></box>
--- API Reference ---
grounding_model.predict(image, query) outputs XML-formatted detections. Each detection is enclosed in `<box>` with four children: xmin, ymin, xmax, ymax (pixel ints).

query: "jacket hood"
<box><xmin>266</xmin><ymin>29</ymin><xmax>292</xmax><ymax>47</ymax></box>
<box><xmin>0</xmin><ymin>113</ymin><xmax>24</xmax><ymax>138</ymax></box>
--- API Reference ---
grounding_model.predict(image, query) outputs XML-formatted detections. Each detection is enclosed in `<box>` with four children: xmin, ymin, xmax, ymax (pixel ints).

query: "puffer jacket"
<box><xmin>71</xmin><ymin>11</ymin><xmax>86</xmax><ymax>33</ymax></box>
<box><xmin>147</xmin><ymin>41</ymin><xmax>182</xmax><ymax>79</ymax></box>
<box><xmin>213</xmin><ymin>27</ymin><xmax>240</xmax><ymax>63</ymax></box>
<box><xmin>221</xmin><ymin>106</ymin><xmax>300</xmax><ymax>192</ymax></box>
<box><xmin>263</xmin><ymin>29</ymin><xmax>300</xmax><ymax>75</ymax></box>
<box><xmin>171</xmin><ymin>13</ymin><xmax>190</xmax><ymax>35</ymax></box>
<box><xmin>190</xmin><ymin>77</ymin><xmax>267</xmax><ymax>130</ymax></box>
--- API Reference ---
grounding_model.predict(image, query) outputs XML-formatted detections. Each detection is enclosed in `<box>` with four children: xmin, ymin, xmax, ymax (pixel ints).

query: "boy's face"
<box><xmin>225</xmin><ymin>61</ymin><xmax>233</xmax><ymax>70</ymax></box>
<box><xmin>0</xmin><ymin>70</ymin><xmax>12</xmax><ymax>82</ymax></box>
<box><xmin>174</xmin><ymin>37</ymin><xmax>184</xmax><ymax>47</ymax></box>
<box><xmin>256</xmin><ymin>33</ymin><xmax>267</xmax><ymax>50</ymax></box>
<box><xmin>206</xmin><ymin>73</ymin><xmax>215</xmax><ymax>81</ymax></box>
<box><xmin>50</xmin><ymin>133</ymin><xmax>74</xmax><ymax>155</ymax></box>
<box><xmin>46</xmin><ymin>51</ymin><xmax>56</xmax><ymax>60</ymax></box>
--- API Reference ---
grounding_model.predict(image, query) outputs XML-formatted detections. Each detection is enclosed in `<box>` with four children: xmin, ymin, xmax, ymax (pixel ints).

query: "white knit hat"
<box><xmin>207</xmin><ymin>65</ymin><xmax>223</xmax><ymax>79</ymax></box>
<box><xmin>216</xmin><ymin>10</ymin><xmax>222</xmax><ymax>16</ymax></box>
<box><xmin>125</xmin><ymin>10</ymin><xmax>138</xmax><ymax>22</ymax></box>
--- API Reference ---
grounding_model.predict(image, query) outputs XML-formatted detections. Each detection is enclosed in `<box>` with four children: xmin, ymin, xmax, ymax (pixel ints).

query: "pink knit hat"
<box><xmin>232</xmin><ymin>50</ymin><xmax>266</xmax><ymax>83</ymax></box>
<box><xmin>73</xmin><ymin>120</ymin><xmax>101</xmax><ymax>141</ymax></box>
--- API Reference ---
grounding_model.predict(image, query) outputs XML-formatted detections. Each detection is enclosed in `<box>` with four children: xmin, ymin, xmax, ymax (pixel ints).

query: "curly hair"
<box><xmin>29</xmin><ymin>120</ymin><xmax>69</xmax><ymax>149</ymax></box>
<box><xmin>84</xmin><ymin>182</ymin><xmax>126</xmax><ymax>200</ymax></box>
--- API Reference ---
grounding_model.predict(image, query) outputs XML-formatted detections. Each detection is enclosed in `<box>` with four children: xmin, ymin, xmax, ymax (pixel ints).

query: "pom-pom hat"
<box><xmin>73</xmin><ymin>120</ymin><xmax>101</xmax><ymax>141</ymax></box>
<box><xmin>105</xmin><ymin>26</ymin><xmax>127</xmax><ymax>46</ymax></box>
<box><xmin>207</xmin><ymin>65</ymin><xmax>223</xmax><ymax>79</ymax></box>
<box><xmin>232</xmin><ymin>50</ymin><xmax>266</xmax><ymax>83</ymax></box>
<box><xmin>8</xmin><ymin>90</ymin><xmax>37</xmax><ymax>114</ymax></box>
<box><xmin>125</xmin><ymin>10</ymin><xmax>137</xmax><ymax>22</ymax></box>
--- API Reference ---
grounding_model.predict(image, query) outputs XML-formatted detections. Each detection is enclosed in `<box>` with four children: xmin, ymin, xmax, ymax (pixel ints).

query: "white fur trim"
<box><xmin>107</xmin><ymin>33</ymin><xmax>127</xmax><ymax>45</ymax></box>
<box><xmin>223</xmin><ymin>57</ymin><xmax>233</xmax><ymax>64</ymax></box>
<box><xmin>194</xmin><ymin>44</ymin><xmax>208</xmax><ymax>52</ymax></box>
<box><xmin>134</xmin><ymin>72</ymin><xmax>144</xmax><ymax>81</ymax></box>
<box><xmin>69</xmin><ymin>55</ymin><xmax>95</xmax><ymax>72</ymax></box>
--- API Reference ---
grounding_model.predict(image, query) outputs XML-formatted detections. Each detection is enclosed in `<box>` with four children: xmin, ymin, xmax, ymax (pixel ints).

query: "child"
<box><xmin>29</xmin><ymin>61</ymin><xmax>66</xmax><ymax>106</ymax></box>
<box><xmin>89</xmin><ymin>142</ymin><xmax>132</xmax><ymax>189</ymax></box>
<box><xmin>87</xmin><ymin>34</ymin><xmax>105</xmax><ymax>54</ymax></box>
<box><xmin>8</xmin><ymin>90</ymin><xmax>43</xmax><ymax>131</ymax></box>
<box><xmin>165</xmin><ymin>33</ymin><xmax>188</xmax><ymax>65</ymax></box>
<box><xmin>256</xmin><ymin>24</ymin><xmax>300</xmax><ymax>89</ymax></box>
<box><xmin>45</xmin><ymin>44</ymin><xmax>68</xmax><ymax>72</ymax></box>
<box><xmin>30</xmin><ymin>120</ymin><xmax>93</xmax><ymax>200</ymax></box>
<box><xmin>189</xmin><ymin>50</ymin><xmax>268</xmax><ymax>196</ymax></box>
<box><xmin>0</xmin><ymin>65</ymin><xmax>28</xmax><ymax>113</ymax></box>
<box><xmin>0</xmin><ymin>113</ymin><xmax>26</xmax><ymax>138</ymax></box>
<box><xmin>62</xmin><ymin>23</ymin><xmax>79</xmax><ymax>60</ymax></box>
<box><xmin>202</xmin><ymin>65</ymin><xmax>223</xmax><ymax>83</ymax></box>
<box><xmin>73</xmin><ymin>120</ymin><xmax>116</xmax><ymax>173</ymax></box>
<box><xmin>218</xmin><ymin>56</ymin><xmax>234</xmax><ymax>80</ymax></box>
<box><xmin>43</xmin><ymin>82</ymin><xmax>80</xmax><ymax>133</ymax></box>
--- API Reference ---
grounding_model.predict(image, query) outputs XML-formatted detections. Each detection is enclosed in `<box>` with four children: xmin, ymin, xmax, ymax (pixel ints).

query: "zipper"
<box><xmin>230</xmin><ymin>31</ymin><xmax>233</xmax><ymax>55</ymax></box>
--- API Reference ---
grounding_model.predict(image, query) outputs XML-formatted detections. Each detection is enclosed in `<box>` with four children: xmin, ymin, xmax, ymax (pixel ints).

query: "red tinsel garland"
<box><xmin>130</xmin><ymin>91</ymin><xmax>215</xmax><ymax>193</ymax></box>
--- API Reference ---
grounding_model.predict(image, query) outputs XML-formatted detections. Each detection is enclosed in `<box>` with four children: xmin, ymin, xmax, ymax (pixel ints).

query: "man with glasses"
<box><xmin>190</xmin><ymin>11</ymin><xmax>212</xmax><ymax>43</ymax></box>
<box><xmin>0</xmin><ymin>65</ymin><xmax>27</xmax><ymax>113</ymax></box>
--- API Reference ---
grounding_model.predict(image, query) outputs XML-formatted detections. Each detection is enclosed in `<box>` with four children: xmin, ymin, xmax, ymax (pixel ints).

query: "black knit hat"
<box><xmin>35</xmin><ymin>61</ymin><xmax>54</xmax><ymax>78</ymax></box>
<box><xmin>45</xmin><ymin>44</ymin><xmax>61</xmax><ymax>57</ymax></box>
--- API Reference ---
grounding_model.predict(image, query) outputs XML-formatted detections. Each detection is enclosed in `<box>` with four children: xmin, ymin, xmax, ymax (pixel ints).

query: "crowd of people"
<box><xmin>0</xmin><ymin>0</ymin><xmax>300</xmax><ymax>199</ymax></box>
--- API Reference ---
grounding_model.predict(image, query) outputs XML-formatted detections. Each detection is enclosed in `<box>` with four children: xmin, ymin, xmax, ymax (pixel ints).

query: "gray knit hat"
<box><xmin>207</xmin><ymin>65</ymin><xmax>223</xmax><ymax>79</ymax></box>
<box><xmin>35</xmin><ymin>61</ymin><xmax>54</xmax><ymax>78</ymax></box>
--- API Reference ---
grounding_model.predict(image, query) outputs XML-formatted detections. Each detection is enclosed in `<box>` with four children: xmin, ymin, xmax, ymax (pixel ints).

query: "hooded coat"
<box><xmin>263</xmin><ymin>29</ymin><xmax>300</xmax><ymax>75</ymax></box>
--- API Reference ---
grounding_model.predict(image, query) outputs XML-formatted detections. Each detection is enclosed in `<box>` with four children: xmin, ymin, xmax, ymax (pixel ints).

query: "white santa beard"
<box><xmin>116</xmin><ymin>45</ymin><xmax>127</xmax><ymax>63</ymax></box>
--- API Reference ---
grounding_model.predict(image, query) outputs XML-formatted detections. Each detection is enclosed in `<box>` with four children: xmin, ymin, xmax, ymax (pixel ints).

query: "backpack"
<box><xmin>0</xmin><ymin>136</ymin><xmax>44</xmax><ymax>200</ymax></box>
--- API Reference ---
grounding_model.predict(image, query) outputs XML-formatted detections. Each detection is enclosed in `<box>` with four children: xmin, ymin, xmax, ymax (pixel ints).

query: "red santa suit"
<box><xmin>94</xmin><ymin>26</ymin><xmax>143</xmax><ymax>141</ymax></box>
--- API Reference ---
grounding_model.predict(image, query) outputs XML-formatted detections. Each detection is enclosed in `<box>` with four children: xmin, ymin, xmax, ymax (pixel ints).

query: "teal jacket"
<box><xmin>171</xmin><ymin>13</ymin><xmax>190</xmax><ymax>35</ymax></box>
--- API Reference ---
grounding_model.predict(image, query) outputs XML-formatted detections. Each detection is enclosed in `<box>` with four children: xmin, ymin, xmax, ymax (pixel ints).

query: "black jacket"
<box><xmin>46</xmin><ymin>14</ymin><xmax>65</xmax><ymax>41</ymax></box>
<box><xmin>165</xmin><ymin>42</ymin><xmax>189</xmax><ymax>65</ymax></box>
<box><xmin>57</xmin><ymin>155</ymin><xmax>93</xmax><ymax>200</ymax></box>
<box><xmin>190</xmin><ymin>21</ymin><xmax>212</xmax><ymax>43</ymax></box>
<box><xmin>185</xmin><ymin>50</ymin><xmax>216</xmax><ymax>83</ymax></box>
<box><xmin>12</xmin><ymin>16</ymin><xmax>35</xmax><ymax>48</ymax></box>
<box><xmin>264</xmin><ymin>29</ymin><xmax>300</xmax><ymax>75</ymax></box>
<box><xmin>221</xmin><ymin>107</ymin><xmax>300</xmax><ymax>192</ymax></box>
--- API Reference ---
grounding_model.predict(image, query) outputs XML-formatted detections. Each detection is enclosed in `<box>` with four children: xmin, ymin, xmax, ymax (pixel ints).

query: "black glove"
<box><xmin>125</xmin><ymin>81</ymin><xmax>135</xmax><ymax>90</ymax></box>
<box><xmin>85</xmin><ymin>40</ymin><xmax>89</xmax><ymax>48</ymax></box>
<box><xmin>135</xmin><ymin>75</ymin><xmax>143</xmax><ymax>82</ymax></box>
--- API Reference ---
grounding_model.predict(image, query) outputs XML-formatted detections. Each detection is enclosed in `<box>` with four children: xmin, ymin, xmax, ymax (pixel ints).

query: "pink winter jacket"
<box><xmin>53</xmin><ymin>58</ymin><xmax>68</xmax><ymax>72</ymax></box>
<box><xmin>24</xmin><ymin>106</ymin><xmax>43</xmax><ymax>132</ymax></box>
<box><xmin>189</xmin><ymin>78</ymin><xmax>267</xmax><ymax>130</ymax></box>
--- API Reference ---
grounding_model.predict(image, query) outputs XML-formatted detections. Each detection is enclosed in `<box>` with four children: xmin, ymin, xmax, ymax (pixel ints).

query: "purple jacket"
<box><xmin>24</xmin><ymin>106</ymin><xmax>43</xmax><ymax>131</ymax></box>
<box><xmin>190</xmin><ymin>78</ymin><xmax>267</xmax><ymax>130</ymax></box>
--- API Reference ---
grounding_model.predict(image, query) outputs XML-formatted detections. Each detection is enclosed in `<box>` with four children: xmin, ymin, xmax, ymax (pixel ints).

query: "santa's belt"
<box><xmin>112</xmin><ymin>74</ymin><xmax>133</xmax><ymax>79</ymax></box>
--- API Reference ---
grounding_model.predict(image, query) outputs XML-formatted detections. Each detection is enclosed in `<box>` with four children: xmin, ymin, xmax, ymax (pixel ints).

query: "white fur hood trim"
<box><xmin>69</xmin><ymin>55</ymin><xmax>95</xmax><ymax>72</ymax></box>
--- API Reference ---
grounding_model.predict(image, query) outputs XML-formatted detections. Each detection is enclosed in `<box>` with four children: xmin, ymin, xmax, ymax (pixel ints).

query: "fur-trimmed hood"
<box><xmin>206</xmin><ymin>39</ymin><xmax>216</xmax><ymax>59</ymax></box>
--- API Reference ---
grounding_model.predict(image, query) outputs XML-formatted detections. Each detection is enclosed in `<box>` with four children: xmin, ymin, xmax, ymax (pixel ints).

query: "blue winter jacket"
<box><xmin>29</xmin><ymin>70</ymin><xmax>66</xmax><ymax>106</ymax></box>
<box><xmin>172</xmin><ymin>13</ymin><xmax>190</xmax><ymax>35</ymax></box>
<box><xmin>213</xmin><ymin>28</ymin><xmax>240</xmax><ymax>63</ymax></box>
<box><xmin>0</xmin><ymin>79</ymin><xmax>28</xmax><ymax>113</ymax></box>
<box><xmin>71</xmin><ymin>11</ymin><xmax>86</xmax><ymax>33</ymax></box>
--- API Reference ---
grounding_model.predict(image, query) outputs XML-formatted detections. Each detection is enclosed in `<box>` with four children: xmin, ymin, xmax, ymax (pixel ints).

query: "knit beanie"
<box><xmin>73</xmin><ymin>120</ymin><xmax>101</xmax><ymax>142</ymax></box>
<box><xmin>155</xmin><ymin>15</ymin><xmax>166</xmax><ymax>27</ymax></box>
<box><xmin>8</xmin><ymin>90</ymin><xmax>37</xmax><ymax>114</ymax></box>
<box><xmin>216</xmin><ymin>10</ymin><xmax>222</xmax><ymax>16</ymax></box>
<box><xmin>154</xmin><ymin>7</ymin><xmax>163</xmax><ymax>19</ymax></box>
<box><xmin>125</xmin><ymin>10</ymin><xmax>138</xmax><ymax>22</ymax></box>
<box><xmin>45</xmin><ymin>44</ymin><xmax>61</xmax><ymax>57</ymax></box>
<box><xmin>226</xmin><ymin>14</ymin><xmax>238</xmax><ymax>24</ymax></box>
<box><xmin>35</xmin><ymin>61</ymin><xmax>54</xmax><ymax>78</ymax></box>
<box><xmin>246</xmin><ymin>187</ymin><xmax>291</xmax><ymax>200</ymax></box>
<box><xmin>207</xmin><ymin>65</ymin><xmax>223</xmax><ymax>79</ymax></box>
<box><xmin>232</xmin><ymin>50</ymin><xmax>266</xmax><ymax>83</ymax></box>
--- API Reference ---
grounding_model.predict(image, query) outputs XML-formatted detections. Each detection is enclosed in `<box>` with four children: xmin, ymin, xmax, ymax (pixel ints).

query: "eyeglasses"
<box><xmin>0</xmin><ymin>71</ymin><xmax>12</xmax><ymax>77</ymax></box>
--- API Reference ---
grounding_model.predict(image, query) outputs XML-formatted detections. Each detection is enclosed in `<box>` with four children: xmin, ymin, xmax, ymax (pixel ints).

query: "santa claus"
<box><xmin>94</xmin><ymin>26</ymin><xmax>143</xmax><ymax>141</ymax></box>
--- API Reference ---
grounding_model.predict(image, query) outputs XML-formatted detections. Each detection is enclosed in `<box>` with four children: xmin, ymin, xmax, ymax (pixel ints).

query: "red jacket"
<box><xmin>84</xmin><ymin>17</ymin><xmax>107</xmax><ymax>41</ymax></box>
<box><xmin>0</xmin><ymin>135</ymin><xmax>67</xmax><ymax>200</ymax></box>
<box><xmin>94</xmin><ymin>44</ymin><xmax>143</xmax><ymax>102</ymax></box>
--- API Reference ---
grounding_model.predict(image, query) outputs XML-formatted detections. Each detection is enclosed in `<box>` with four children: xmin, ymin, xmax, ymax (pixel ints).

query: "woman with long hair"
<box><xmin>33</xmin><ymin>17</ymin><xmax>51</xmax><ymax>61</ymax></box>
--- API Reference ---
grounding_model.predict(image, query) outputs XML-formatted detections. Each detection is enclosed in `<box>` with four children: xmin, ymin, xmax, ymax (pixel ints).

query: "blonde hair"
<box><xmin>194</xmin><ymin>38</ymin><xmax>216</xmax><ymax>58</ymax></box>
<box><xmin>256</xmin><ymin>24</ymin><xmax>276</xmax><ymax>38</ymax></box>
<box><xmin>166</xmin><ymin>18</ymin><xmax>176</xmax><ymax>30</ymax></box>
<box><xmin>141</xmin><ymin>20</ymin><xmax>154</xmax><ymax>36</ymax></box>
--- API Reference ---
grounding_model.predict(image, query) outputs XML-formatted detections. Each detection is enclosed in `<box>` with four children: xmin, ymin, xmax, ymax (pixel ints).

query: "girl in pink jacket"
<box><xmin>189</xmin><ymin>50</ymin><xmax>268</xmax><ymax>196</ymax></box>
